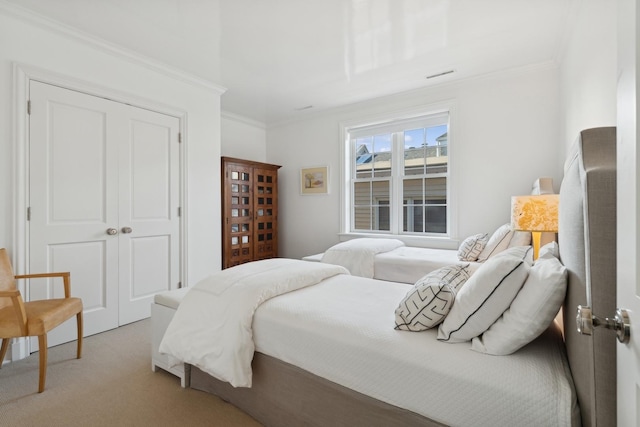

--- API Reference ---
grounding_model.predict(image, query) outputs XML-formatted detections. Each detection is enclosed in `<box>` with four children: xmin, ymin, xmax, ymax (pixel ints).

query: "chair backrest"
<box><xmin>0</xmin><ymin>248</ymin><xmax>17</xmax><ymax>310</ymax></box>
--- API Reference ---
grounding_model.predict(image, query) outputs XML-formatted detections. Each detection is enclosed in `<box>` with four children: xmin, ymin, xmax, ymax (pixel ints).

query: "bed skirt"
<box><xmin>190</xmin><ymin>352</ymin><xmax>445</xmax><ymax>427</ymax></box>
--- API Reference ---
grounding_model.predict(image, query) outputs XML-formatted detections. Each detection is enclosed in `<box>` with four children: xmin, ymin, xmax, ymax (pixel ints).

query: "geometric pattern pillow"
<box><xmin>437</xmin><ymin>254</ymin><xmax>530</xmax><ymax>342</ymax></box>
<box><xmin>457</xmin><ymin>234</ymin><xmax>488</xmax><ymax>261</ymax></box>
<box><xmin>395</xmin><ymin>264</ymin><xmax>471</xmax><ymax>331</ymax></box>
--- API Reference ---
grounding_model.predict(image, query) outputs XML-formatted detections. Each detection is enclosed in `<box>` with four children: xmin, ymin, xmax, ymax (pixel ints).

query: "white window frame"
<box><xmin>339</xmin><ymin>101</ymin><xmax>458</xmax><ymax>249</ymax></box>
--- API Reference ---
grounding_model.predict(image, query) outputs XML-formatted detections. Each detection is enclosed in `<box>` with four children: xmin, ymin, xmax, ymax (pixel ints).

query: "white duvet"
<box><xmin>158</xmin><ymin>258</ymin><xmax>348</xmax><ymax>387</ymax></box>
<box><xmin>320</xmin><ymin>238</ymin><xmax>404</xmax><ymax>278</ymax></box>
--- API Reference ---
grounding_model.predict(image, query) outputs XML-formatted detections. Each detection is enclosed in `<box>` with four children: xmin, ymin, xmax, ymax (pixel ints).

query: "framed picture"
<box><xmin>300</xmin><ymin>166</ymin><xmax>329</xmax><ymax>195</ymax></box>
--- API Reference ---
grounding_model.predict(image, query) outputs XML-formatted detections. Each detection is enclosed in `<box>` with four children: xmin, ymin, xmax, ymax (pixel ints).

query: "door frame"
<box><xmin>10</xmin><ymin>63</ymin><xmax>189</xmax><ymax>360</ymax></box>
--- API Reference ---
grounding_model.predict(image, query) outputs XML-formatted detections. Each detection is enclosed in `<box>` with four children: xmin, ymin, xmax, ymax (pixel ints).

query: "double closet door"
<box><xmin>28</xmin><ymin>81</ymin><xmax>181</xmax><ymax>348</ymax></box>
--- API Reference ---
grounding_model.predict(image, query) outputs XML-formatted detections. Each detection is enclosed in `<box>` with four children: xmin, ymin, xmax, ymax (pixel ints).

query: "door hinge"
<box><xmin>178</xmin><ymin>281</ymin><xmax>182</xmax><ymax>289</ymax></box>
<box><xmin>27</xmin><ymin>100</ymin><xmax>31</xmax><ymax>115</ymax></box>
<box><xmin>27</xmin><ymin>207</ymin><xmax>31</xmax><ymax>221</ymax></box>
<box><xmin>178</xmin><ymin>132</ymin><xmax>182</xmax><ymax>143</ymax></box>
<box><xmin>178</xmin><ymin>207</ymin><xmax>181</xmax><ymax>217</ymax></box>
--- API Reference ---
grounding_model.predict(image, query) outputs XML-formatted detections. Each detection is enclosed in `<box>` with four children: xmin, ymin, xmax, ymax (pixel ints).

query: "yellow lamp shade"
<box><xmin>511</xmin><ymin>194</ymin><xmax>559</xmax><ymax>233</ymax></box>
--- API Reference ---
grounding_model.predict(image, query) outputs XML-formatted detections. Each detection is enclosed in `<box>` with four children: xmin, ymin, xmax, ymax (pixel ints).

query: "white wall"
<box><xmin>559</xmin><ymin>0</ymin><xmax>617</xmax><ymax>158</ymax></box>
<box><xmin>267</xmin><ymin>65</ymin><xmax>563</xmax><ymax>259</ymax></box>
<box><xmin>0</xmin><ymin>7</ymin><xmax>224</xmax><ymax>287</ymax></box>
<box><xmin>221</xmin><ymin>112</ymin><xmax>267</xmax><ymax>162</ymax></box>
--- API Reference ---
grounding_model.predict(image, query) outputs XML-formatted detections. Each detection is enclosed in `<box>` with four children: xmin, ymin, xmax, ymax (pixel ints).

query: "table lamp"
<box><xmin>511</xmin><ymin>194</ymin><xmax>559</xmax><ymax>260</ymax></box>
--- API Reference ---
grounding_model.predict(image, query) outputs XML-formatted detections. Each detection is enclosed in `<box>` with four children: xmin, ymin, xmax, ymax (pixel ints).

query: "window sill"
<box><xmin>338</xmin><ymin>232</ymin><xmax>459</xmax><ymax>250</ymax></box>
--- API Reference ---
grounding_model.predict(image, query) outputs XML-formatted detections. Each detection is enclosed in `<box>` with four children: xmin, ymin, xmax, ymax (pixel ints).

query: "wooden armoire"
<box><xmin>221</xmin><ymin>157</ymin><xmax>281</xmax><ymax>269</ymax></box>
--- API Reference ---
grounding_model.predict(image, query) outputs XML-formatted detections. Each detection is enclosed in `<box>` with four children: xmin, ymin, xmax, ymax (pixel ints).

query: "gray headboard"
<box><xmin>559</xmin><ymin>127</ymin><xmax>617</xmax><ymax>427</ymax></box>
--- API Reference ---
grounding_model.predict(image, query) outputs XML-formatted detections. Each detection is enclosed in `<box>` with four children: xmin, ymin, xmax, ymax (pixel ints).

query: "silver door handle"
<box><xmin>576</xmin><ymin>305</ymin><xmax>630</xmax><ymax>343</ymax></box>
<box><xmin>106</xmin><ymin>228</ymin><xmax>118</xmax><ymax>235</ymax></box>
<box><xmin>121</xmin><ymin>227</ymin><xmax>133</xmax><ymax>234</ymax></box>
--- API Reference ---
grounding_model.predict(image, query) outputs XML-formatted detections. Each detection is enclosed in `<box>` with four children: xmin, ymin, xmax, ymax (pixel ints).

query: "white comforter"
<box><xmin>158</xmin><ymin>258</ymin><xmax>348</xmax><ymax>387</ymax></box>
<box><xmin>320</xmin><ymin>238</ymin><xmax>404</xmax><ymax>278</ymax></box>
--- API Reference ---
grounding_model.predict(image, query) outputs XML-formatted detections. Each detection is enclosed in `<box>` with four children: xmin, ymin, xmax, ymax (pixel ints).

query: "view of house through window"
<box><xmin>349</xmin><ymin>111</ymin><xmax>449</xmax><ymax>235</ymax></box>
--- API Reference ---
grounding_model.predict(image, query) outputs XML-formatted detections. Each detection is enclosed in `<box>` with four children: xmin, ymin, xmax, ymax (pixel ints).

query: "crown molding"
<box><xmin>221</xmin><ymin>111</ymin><xmax>266</xmax><ymax>130</ymax></box>
<box><xmin>0</xmin><ymin>0</ymin><xmax>226</xmax><ymax>95</ymax></box>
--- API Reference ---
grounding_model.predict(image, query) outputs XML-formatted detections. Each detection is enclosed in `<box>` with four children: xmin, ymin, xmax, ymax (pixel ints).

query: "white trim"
<box><xmin>12</xmin><ymin>63</ymin><xmax>190</xmax><ymax>359</ymax></box>
<box><xmin>0</xmin><ymin>0</ymin><xmax>226</xmax><ymax>95</ymax></box>
<box><xmin>221</xmin><ymin>110</ymin><xmax>266</xmax><ymax>130</ymax></box>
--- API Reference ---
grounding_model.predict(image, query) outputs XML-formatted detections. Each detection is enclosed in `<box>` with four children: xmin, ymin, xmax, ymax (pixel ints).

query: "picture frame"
<box><xmin>300</xmin><ymin>166</ymin><xmax>329</xmax><ymax>195</ymax></box>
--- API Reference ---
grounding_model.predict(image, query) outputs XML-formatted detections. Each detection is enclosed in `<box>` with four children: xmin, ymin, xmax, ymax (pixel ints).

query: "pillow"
<box><xmin>437</xmin><ymin>254</ymin><xmax>530</xmax><ymax>343</ymax></box>
<box><xmin>537</xmin><ymin>241</ymin><xmax>559</xmax><ymax>259</ymax></box>
<box><xmin>477</xmin><ymin>224</ymin><xmax>513</xmax><ymax>261</ymax></box>
<box><xmin>471</xmin><ymin>244</ymin><xmax>567</xmax><ymax>355</ymax></box>
<box><xmin>395</xmin><ymin>264</ymin><xmax>471</xmax><ymax>331</ymax></box>
<box><xmin>508</xmin><ymin>230</ymin><xmax>532</xmax><ymax>247</ymax></box>
<box><xmin>457</xmin><ymin>234</ymin><xmax>488</xmax><ymax>261</ymax></box>
<box><xmin>491</xmin><ymin>245</ymin><xmax>533</xmax><ymax>266</ymax></box>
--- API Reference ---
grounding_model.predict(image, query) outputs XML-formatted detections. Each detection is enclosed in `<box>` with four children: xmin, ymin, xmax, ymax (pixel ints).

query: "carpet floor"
<box><xmin>0</xmin><ymin>319</ymin><xmax>262</xmax><ymax>426</ymax></box>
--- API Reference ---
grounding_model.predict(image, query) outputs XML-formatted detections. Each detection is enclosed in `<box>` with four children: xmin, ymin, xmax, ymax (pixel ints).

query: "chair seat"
<box><xmin>0</xmin><ymin>298</ymin><xmax>82</xmax><ymax>338</ymax></box>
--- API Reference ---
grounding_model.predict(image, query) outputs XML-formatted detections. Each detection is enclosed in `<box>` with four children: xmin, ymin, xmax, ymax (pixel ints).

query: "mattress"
<box><xmin>253</xmin><ymin>274</ymin><xmax>579</xmax><ymax>427</ymax></box>
<box><xmin>373</xmin><ymin>246</ymin><xmax>480</xmax><ymax>283</ymax></box>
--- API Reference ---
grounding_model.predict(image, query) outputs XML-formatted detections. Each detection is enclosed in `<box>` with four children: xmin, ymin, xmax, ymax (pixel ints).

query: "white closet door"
<box><xmin>29</xmin><ymin>80</ymin><xmax>181</xmax><ymax>348</ymax></box>
<box><xmin>29</xmin><ymin>81</ymin><xmax>120</xmax><ymax>346</ymax></box>
<box><xmin>117</xmin><ymin>105</ymin><xmax>180</xmax><ymax>325</ymax></box>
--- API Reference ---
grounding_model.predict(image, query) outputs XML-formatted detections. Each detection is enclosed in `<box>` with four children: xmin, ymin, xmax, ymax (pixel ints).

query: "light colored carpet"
<box><xmin>0</xmin><ymin>319</ymin><xmax>262</xmax><ymax>427</ymax></box>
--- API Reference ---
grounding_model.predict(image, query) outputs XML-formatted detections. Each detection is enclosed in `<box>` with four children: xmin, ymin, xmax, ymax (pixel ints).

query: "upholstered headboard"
<box><xmin>559</xmin><ymin>127</ymin><xmax>617</xmax><ymax>427</ymax></box>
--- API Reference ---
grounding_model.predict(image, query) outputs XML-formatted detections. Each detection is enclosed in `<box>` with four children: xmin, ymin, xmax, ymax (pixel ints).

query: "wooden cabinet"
<box><xmin>221</xmin><ymin>157</ymin><xmax>281</xmax><ymax>269</ymax></box>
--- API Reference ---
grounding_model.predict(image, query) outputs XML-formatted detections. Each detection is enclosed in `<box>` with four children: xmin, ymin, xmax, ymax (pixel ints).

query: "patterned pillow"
<box><xmin>437</xmin><ymin>254</ymin><xmax>530</xmax><ymax>342</ymax></box>
<box><xmin>472</xmin><ymin>243</ymin><xmax>567</xmax><ymax>355</ymax></box>
<box><xmin>457</xmin><ymin>234</ymin><xmax>488</xmax><ymax>261</ymax></box>
<box><xmin>395</xmin><ymin>264</ymin><xmax>471</xmax><ymax>331</ymax></box>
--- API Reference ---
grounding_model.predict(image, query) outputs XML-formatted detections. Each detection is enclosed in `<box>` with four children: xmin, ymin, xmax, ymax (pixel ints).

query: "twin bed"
<box><xmin>152</xmin><ymin>127</ymin><xmax>617</xmax><ymax>426</ymax></box>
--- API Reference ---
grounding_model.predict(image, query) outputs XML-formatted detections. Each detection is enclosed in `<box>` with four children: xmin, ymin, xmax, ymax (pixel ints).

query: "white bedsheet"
<box><xmin>320</xmin><ymin>238</ymin><xmax>404</xmax><ymax>278</ymax></box>
<box><xmin>158</xmin><ymin>259</ymin><xmax>348</xmax><ymax>387</ymax></box>
<box><xmin>253</xmin><ymin>274</ymin><xmax>580</xmax><ymax>426</ymax></box>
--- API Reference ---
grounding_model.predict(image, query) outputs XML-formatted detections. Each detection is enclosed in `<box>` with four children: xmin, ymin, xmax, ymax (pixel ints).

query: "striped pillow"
<box><xmin>437</xmin><ymin>253</ymin><xmax>530</xmax><ymax>342</ymax></box>
<box><xmin>395</xmin><ymin>264</ymin><xmax>471</xmax><ymax>331</ymax></box>
<box><xmin>477</xmin><ymin>224</ymin><xmax>513</xmax><ymax>261</ymax></box>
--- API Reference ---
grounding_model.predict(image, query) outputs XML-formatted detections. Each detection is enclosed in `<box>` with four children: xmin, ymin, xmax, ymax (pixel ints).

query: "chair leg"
<box><xmin>38</xmin><ymin>334</ymin><xmax>47</xmax><ymax>393</ymax></box>
<box><xmin>0</xmin><ymin>338</ymin><xmax>9</xmax><ymax>367</ymax></box>
<box><xmin>76</xmin><ymin>311</ymin><xmax>83</xmax><ymax>359</ymax></box>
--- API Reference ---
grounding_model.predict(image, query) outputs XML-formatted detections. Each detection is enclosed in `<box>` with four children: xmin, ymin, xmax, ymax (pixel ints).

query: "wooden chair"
<box><xmin>0</xmin><ymin>248</ymin><xmax>83</xmax><ymax>392</ymax></box>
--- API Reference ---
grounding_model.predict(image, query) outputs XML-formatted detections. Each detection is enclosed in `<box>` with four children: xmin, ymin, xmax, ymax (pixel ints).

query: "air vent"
<box><xmin>426</xmin><ymin>70</ymin><xmax>455</xmax><ymax>79</ymax></box>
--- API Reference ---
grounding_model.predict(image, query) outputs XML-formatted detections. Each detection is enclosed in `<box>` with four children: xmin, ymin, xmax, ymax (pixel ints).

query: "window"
<box><xmin>344</xmin><ymin>108</ymin><xmax>451</xmax><ymax>237</ymax></box>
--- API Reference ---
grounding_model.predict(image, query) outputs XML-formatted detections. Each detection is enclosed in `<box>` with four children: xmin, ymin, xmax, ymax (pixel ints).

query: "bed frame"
<box><xmin>187</xmin><ymin>127</ymin><xmax>617</xmax><ymax>427</ymax></box>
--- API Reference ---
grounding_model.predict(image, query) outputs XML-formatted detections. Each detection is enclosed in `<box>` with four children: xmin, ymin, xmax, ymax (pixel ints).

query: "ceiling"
<box><xmin>6</xmin><ymin>0</ymin><xmax>576</xmax><ymax>126</ymax></box>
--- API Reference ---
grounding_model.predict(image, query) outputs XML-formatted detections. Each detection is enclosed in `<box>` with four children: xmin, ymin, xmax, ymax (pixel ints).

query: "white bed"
<box><xmin>158</xmin><ymin>254</ymin><xmax>578</xmax><ymax>426</ymax></box>
<box><xmin>309</xmin><ymin>224</ymin><xmax>531</xmax><ymax>284</ymax></box>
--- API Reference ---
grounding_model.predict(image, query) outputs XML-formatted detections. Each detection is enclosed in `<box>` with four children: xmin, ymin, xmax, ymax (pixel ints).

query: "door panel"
<box><xmin>617</xmin><ymin>0</ymin><xmax>640</xmax><ymax>425</ymax></box>
<box><xmin>118</xmin><ymin>109</ymin><xmax>180</xmax><ymax>325</ymax></box>
<box><xmin>29</xmin><ymin>81</ymin><xmax>119</xmax><ymax>348</ymax></box>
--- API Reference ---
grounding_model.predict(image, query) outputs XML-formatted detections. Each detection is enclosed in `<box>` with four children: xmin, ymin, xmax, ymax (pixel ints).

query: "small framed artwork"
<box><xmin>300</xmin><ymin>166</ymin><xmax>329</xmax><ymax>195</ymax></box>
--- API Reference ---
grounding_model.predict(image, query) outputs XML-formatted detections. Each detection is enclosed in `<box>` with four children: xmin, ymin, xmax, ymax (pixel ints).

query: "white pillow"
<box><xmin>508</xmin><ymin>230</ymin><xmax>532</xmax><ymax>247</ymax></box>
<box><xmin>457</xmin><ymin>233</ymin><xmax>488</xmax><ymax>261</ymax></box>
<box><xmin>492</xmin><ymin>245</ymin><xmax>533</xmax><ymax>266</ymax></box>
<box><xmin>437</xmin><ymin>254</ymin><xmax>530</xmax><ymax>343</ymax></box>
<box><xmin>395</xmin><ymin>265</ymin><xmax>471</xmax><ymax>331</ymax></box>
<box><xmin>477</xmin><ymin>224</ymin><xmax>513</xmax><ymax>261</ymax></box>
<box><xmin>471</xmin><ymin>244</ymin><xmax>567</xmax><ymax>355</ymax></box>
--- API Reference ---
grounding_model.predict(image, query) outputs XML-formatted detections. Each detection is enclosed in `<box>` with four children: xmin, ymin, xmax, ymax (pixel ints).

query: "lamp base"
<box><xmin>532</xmin><ymin>231</ymin><xmax>541</xmax><ymax>260</ymax></box>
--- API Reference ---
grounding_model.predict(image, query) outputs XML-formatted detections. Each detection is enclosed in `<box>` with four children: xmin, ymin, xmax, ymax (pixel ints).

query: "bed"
<box><xmin>155</xmin><ymin>127</ymin><xmax>616</xmax><ymax>427</ymax></box>
<box><xmin>304</xmin><ymin>224</ymin><xmax>532</xmax><ymax>284</ymax></box>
